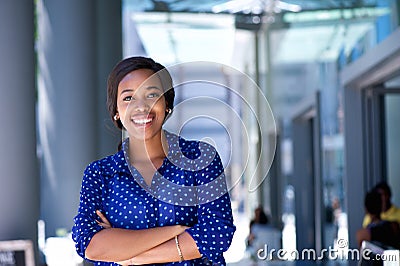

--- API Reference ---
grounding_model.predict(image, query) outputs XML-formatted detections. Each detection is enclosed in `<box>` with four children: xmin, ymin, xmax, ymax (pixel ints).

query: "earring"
<box><xmin>114</xmin><ymin>113</ymin><xmax>120</xmax><ymax>121</ymax></box>
<box><xmin>166</xmin><ymin>108</ymin><xmax>172</xmax><ymax>114</ymax></box>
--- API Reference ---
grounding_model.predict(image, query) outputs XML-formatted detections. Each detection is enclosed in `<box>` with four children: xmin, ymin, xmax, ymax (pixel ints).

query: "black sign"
<box><xmin>0</xmin><ymin>241</ymin><xmax>34</xmax><ymax>266</ymax></box>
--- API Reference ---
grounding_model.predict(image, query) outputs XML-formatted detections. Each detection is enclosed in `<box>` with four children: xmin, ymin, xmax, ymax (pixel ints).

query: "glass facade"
<box><xmin>384</xmin><ymin>94</ymin><xmax>400</xmax><ymax>207</ymax></box>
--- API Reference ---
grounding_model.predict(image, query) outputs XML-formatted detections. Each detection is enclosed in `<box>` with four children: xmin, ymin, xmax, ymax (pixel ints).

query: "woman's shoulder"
<box><xmin>84</xmin><ymin>149</ymin><xmax>129</xmax><ymax>176</ymax></box>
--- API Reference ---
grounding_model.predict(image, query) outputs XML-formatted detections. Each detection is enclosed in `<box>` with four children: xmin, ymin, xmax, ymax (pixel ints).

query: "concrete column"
<box><xmin>343</xmin><ymin>86</ymin><xmax>365</xmax><ymax>251</ymax></box>
<box><xmin>37</xmin><ymin>0</ymin><xmax>98</xmax><ymax>236</ymax></box>
<box><xmin>96</xmin><ymin>0</ymin><xmax>123</xmax><ymax>157</ymax></box>
<box><xmin>0</xmin><ymin>0</ymin><xmax>39</xmax><ymax>244</ymax></box>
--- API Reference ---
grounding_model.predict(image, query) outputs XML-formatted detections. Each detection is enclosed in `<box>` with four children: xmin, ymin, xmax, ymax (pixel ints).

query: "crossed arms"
<box><xmin>85</xmin><ymin>211</ymin><xmax>201</xmax><ymax>265</ymax></box>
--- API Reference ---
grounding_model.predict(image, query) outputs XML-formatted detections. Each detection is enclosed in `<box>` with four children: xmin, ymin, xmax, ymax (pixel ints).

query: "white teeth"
<box><xmin>132</xmin><ymin>118</ymin><xmax>152</xmax><ymax>124</ymax></box>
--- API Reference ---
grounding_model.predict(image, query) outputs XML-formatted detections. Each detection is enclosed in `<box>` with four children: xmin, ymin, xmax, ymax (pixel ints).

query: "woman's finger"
<box><xmin>115</xmin><ymin>259</ymin><xmax>132</xmax><ymax>265</ymax></box>
<box><xmin>95</xmin><ymin>210</ymin><xmax>112</xmax><ymax>228</ymax></box>
<box><xmin>96</xmin><ymin>210</ymin><xmax>107</xmax><ymax>221</ymax></box>
<box><xmin>96</xmin><ymin>219</ymin><xmax>112</xmax><ymax>229</ymax></box>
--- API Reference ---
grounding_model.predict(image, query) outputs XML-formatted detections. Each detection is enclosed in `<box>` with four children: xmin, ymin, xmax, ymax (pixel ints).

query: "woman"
<box><xmin>247</xmin><ymin>206</ymin><xmax>269</xmax><ymax>247</ymax></box>
<box><xmin>72</xmin><ymin>57</ymin><xmax>236</xmax><ymax>265</ymax></box>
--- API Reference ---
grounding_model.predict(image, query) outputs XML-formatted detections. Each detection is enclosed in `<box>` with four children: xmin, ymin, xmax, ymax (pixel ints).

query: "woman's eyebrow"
<box><xmin>120</xmin><ymin>89</ymin><xmax>133</xmax><ymax>95</ymax></box>
<box><xmin>145</xmin><ymin>85</ymin><xmax>162</xmax><ymax>91</ymax></box>
<box><xmin>119</xmin><ymin>86</ymin><xmax>162</xmax><ymax>95</ymax></box>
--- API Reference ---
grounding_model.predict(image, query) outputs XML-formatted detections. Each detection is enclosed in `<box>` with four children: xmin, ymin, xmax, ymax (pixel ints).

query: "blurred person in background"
<box><xmin>246</xmin><ymin>206</ymin><xmax>281</xmax><ymax>261</ymax></box>
<box><xmin>362</xmin><ymin>181</ymin><xmax>400</xmax><ymax>228</ymax></box>
<box><xmin>247</xmin><ymin>206</ymin><xmax>269</xmax><ymax>247</ymax></box>
<box><xmin>357</xmin><ymin>189</ymin><xmax>400</xmax><ymax>249</ymax></box>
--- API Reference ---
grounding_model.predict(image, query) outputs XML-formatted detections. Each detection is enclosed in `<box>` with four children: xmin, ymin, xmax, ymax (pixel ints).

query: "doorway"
<box><xmin>364</xmin><ymin>87</ymin><xmax>400</xmax><ymax>206</ymax></box>
<box><xmin>291</xmin><ymin>92</ymin><xmax>323</xmax><ymax>252</ymax></box>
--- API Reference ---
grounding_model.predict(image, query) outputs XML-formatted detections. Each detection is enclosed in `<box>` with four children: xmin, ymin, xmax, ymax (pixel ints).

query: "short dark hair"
<box><xmin>107</xmin><ymin>56</ymin><xmax>175</xmax><ymax>129</ymax></box>
<box><xmin>365</xmin><ymin>190</ymin><xmax>382</xmax><ymax>216</ymax></box>
<box><xmin>374</xmin><ymin>181</ymin><xmax>392</xmax><ymax>198</ymax></box>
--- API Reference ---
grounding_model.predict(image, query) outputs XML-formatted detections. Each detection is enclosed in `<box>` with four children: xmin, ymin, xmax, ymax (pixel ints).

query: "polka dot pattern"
<box><xmin>72</xmin><ymin>131</ymin><xmax>236</xmax><ymax>265</ymax></box>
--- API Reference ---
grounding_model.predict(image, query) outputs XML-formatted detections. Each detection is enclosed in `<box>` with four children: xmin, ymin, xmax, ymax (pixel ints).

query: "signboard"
<box><xmin>0</xmin><ymin>240</ymin><xmax>34</xmax><ymax>266</ymax></box>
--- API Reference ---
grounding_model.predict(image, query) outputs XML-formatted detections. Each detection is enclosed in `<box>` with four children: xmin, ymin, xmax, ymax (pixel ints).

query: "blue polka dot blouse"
<box><xmin>72</xmin><ymin>131</ymin><xmax>236</xmax><ymax>265</ymax></box>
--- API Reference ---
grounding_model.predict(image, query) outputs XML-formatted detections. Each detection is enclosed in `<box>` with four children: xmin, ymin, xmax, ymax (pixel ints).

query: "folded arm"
<box><xmin>119</xmin><ymin>147</ymin><xmax>236</xmax><ymax>265</ymax></box>
<box><xmin>85</xmin><ymin>224</ymin><xmax>187</xmax><ymax>262</ymax></box>
<box><xmin>118</xmin><ymin>231</ymin><xmax>201</xmax><ymax>265</ymax></box>
<box><xmin>72</xmin><ymin>163</ymin><xmax>186</xmax><ymax>262</ymax></box>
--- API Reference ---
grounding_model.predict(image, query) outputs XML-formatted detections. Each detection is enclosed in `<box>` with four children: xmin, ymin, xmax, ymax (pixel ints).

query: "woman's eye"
<box><xmin>147</xmin><ymin>93</ymin><xmax>160</xmax><ymax>99</ymax></box>
<box><xmin>123</xmin><ymin>96</ymin><xmax>132</xmax><ymax>101</ymax></box>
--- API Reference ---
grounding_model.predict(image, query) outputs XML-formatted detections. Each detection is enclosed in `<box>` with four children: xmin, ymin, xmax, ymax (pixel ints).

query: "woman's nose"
<box><xmin>133</xmin><ymin>98</ymin><xmax>150</xmax><ymax>112</ymax></box>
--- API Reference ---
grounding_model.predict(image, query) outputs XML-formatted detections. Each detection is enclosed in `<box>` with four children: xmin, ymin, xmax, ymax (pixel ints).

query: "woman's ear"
<box><xmin>114</xmin><ymin>112</ymin><xmax>120</xmax><ymax>121</ymax></box>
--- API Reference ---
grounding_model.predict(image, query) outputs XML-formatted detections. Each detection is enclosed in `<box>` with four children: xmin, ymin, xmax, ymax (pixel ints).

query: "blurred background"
<box><xmin>0</xmin><ymin>0</ymin><xmax>399</xmax><ymax>265</ymax></box>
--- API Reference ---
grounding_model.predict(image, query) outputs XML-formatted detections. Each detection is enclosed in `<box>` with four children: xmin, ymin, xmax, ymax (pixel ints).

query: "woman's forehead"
<box><xmin>118</xmin><ymin>69</ymin><xmax>162</xmax><ymax>91</ymax></box>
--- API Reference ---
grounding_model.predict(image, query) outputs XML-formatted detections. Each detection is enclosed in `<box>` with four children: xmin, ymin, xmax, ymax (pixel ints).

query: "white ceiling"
<box><xmin>130</xmin><ymin>13</ymin><xmax>237</xmax><ymax>66</ymax></box>
<box><xmin>129</xmin><ymin>11</ymin><xmax>377</xmax><ymax>68</ymax></box>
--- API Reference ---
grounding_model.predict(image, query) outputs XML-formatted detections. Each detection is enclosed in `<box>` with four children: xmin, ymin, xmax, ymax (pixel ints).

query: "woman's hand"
<box><xmin>116</xmin><ymin>257</ymin><xmax>143</xmax><ymax>265</ymax></box>
<box><xmin>95</xmin><ymin>210</ymin><xmax>112</xmax><ymax>229</ymax></box>
<box><xmin>116</xmin><ymin>258</ymin><xmax>135</xmax><ymax>265</ymax></box>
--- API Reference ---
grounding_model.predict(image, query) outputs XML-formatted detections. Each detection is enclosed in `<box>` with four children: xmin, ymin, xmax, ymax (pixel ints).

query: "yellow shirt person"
<box><xmin>363</xmin><ymin>204</ymin><xmax>400</xmax><ymax>228</ymax></box>
<box><xmin>363</xmin><ymin>182</ymin><xmax>400</xmax><ymax>228</ymax></box>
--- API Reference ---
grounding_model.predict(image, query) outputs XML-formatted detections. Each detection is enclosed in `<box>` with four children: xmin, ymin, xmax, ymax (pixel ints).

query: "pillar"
<box><xmin>37</xmin><ymin>0</ymin><xmax>99</xmax><ymax>236</ymax></box>
<box><xmin>0</xmin><ymin>0</ymin><xmax>39</xmax><ymax>250</ymax></box>
<box><xmin>96</xmin><ymin>0</ymin><xmax>123</xmax><ymax>157</ymax></box>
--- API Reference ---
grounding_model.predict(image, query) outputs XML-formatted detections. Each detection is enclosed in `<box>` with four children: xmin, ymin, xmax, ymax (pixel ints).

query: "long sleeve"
<box><xmin>72</xmin><ymin>162</ymin><xmax>105</xmax><ymax>259</ymax></box>
<box><xmin>185</xmin><ymin>146</ymin><xmax>236</xmax><ymax>265</ymax></box>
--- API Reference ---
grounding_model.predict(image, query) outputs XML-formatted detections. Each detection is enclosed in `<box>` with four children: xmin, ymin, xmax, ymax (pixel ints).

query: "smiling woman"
<box><xmin>117</xmin><ymin>69</ymin><xmax>168</xmax><ymax>143</ymax></box>
<box><xmin>72</xmin><ymin>56</ymin><xmax>236</xmax><ymax>265</ymax></box>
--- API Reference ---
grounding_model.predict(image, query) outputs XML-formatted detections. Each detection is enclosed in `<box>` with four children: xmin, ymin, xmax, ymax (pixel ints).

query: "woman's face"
<box><xmin>116</xmin><ymin>68</ymin><xmax>167</xmax><ymax>141</ymax></box>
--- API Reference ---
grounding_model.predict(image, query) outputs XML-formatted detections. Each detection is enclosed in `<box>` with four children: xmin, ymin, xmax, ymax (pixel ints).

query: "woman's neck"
<box><xmin>128</xmin><ymin>131</ymin><xmax>168</xmax><ymax>163</ymax></box>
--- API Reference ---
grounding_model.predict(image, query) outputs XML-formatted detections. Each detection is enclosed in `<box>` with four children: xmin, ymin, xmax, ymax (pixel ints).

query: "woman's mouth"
<box><xmin>131</xmin><ymin>116</ymin><xmax>154</xmax><ymax>127</ymax></box>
